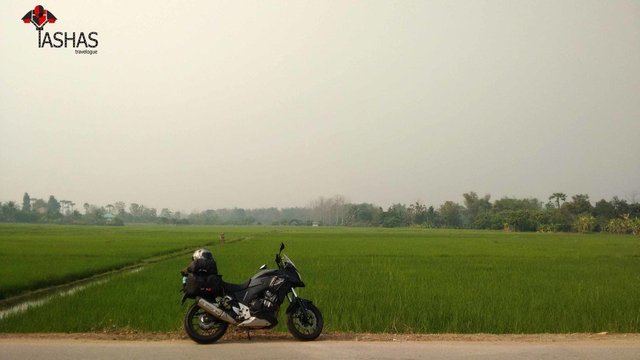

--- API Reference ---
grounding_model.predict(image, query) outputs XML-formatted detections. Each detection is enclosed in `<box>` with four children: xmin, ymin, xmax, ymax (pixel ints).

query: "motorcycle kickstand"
<box><xmin>246</xmin><ymin>330</ymin><xmax>251</xmax><ymax>341</ymax></box>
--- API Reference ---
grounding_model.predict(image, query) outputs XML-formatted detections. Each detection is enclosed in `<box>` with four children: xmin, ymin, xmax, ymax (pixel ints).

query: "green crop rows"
<box><xmin>0</xmin><ymin>224</ymin><xmax>260</xmax><ymax>299</ymax></box>
<box><xmin>1</xmin><ymin>225</ymin><xmax>639</xmax><ymax>333</ymax></box>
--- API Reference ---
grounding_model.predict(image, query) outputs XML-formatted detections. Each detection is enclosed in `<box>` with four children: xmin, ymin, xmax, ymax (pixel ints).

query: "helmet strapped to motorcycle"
<box><xmin>192</xmin><ymin>248</ymin><xmax>213</xmax><ymax>261</ymax></box>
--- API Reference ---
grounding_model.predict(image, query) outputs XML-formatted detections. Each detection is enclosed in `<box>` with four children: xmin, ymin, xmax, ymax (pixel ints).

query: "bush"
<box><xmin>573</xmin><ymin>215</ymin><xmax>596</xmax><ymax>233</ymax></box>
<box><xmin>502</xmin><ymin>210</ymin><xmax>539</xmax><ymax>232</ymax></box>
<box><xmin>473</xmin><ymin>212</ymin><xmax>504</xmax><ymax>230</ymax></box>
<box><xmin>606</xmin><ymin>215</ymin><xmax>639</xmax><ymax>235</ymax></box>
<box><xmin>632</xmin><ymin>218</ymin><xmax>640</xmax><ymax>236</ymax></box>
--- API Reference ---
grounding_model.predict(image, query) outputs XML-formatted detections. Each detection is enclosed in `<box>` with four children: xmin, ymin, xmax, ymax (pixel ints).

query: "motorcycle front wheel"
<box><xmin>287</xmin><ymin>302</ymin><xmax>323</xmax><ymax>341</ymax></box>
<box><xmin>184</xmin><ymin>303</ymin><xmax>228</xmax><ymax>344</ymax></box>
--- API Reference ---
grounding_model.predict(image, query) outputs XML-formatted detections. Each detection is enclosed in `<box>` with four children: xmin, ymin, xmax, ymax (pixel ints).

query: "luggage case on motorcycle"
<box><xmin>182</xmin><ymin>258</ymin><xmax>222</xmax><ymax>298</ymax></box>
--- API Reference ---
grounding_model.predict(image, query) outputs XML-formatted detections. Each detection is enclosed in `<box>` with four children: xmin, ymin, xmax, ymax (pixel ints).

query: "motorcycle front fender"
<box><xmin>286</xmin><ymin>298</ymin><xmax>314</xmax><ymax>315</ymax></box>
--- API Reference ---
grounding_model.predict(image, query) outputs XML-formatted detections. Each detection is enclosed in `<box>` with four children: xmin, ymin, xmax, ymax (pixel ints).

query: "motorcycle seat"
<box><xmin>222</xmin><ymin>279</ymin><xmax>251</xmax><ymax>294</ymax></box>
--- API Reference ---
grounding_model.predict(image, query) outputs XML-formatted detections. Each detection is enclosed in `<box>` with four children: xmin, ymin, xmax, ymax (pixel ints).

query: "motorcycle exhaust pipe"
<box><xmin>197</xmin><ymin>298</ymin><xmax>238</xmax><ymax>325</ymax></box>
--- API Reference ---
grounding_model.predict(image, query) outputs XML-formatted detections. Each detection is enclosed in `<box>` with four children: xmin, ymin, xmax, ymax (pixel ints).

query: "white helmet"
<box><xmin>192</xmin><ymin>248</ymin><xmax>213</xmax><ymax>261</ymax></box>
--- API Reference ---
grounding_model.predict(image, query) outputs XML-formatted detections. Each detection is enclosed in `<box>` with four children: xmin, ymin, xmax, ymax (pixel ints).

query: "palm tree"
<box><xmin>59</xmin><ymin>200</ymin><xmax>69</xmax><ymax>215</ymax></box>
<box><xmin>549</xmin><ymin>193</ymin><xmax>566</xmax><ymax>209</ymax></box>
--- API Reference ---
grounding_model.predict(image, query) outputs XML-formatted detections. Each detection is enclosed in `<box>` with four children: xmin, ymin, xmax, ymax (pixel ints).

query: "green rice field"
<box><xmin>1</xmin><ymin>224</ymin><xmax>639</xmax><ymax>334</ymax></box>
<box><xmin>0</xmin><ymin>224</ymin><xmax>259</xmax><ymax>299</ymax></box>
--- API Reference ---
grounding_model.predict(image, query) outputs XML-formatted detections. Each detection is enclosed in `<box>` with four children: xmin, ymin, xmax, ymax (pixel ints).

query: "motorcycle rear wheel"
<box><xmin>287</xmin><ymin>302</ymin><xmax>323</xmax><ymax>341</ymax></box>
<box><xmin>184</xmin><ymin>303</ymin><xmax>228</xmax><ymax>344</ymax></box>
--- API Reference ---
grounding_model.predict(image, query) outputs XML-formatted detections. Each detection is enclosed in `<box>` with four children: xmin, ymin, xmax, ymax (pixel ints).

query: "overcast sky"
<box><xmin>1</xmin><ymin>0</ymin><xmax>639</xmax><ymax>211</ymax></box>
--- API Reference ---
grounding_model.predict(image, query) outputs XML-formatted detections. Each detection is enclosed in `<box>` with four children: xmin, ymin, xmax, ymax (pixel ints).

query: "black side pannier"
<box><xmin>181</xmin><ymin>258</ymin><xmax>222</xmax><ymax>298</ymax></box>
<box><xmin>183</xmin><ymin>273</ymin><xmax>222</xmax><ymax>298</ymax></box>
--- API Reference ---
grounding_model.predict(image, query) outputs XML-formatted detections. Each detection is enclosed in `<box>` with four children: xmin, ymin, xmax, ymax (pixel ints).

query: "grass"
<box><xmin>0</xmin><ymin>224</ymin><xmax>267</xmax><ymax>299</ymax></box>
<box><xmin>1</xmin><ymin>226</ymin><xmax>639</xmax><ymax>333</ymax></box>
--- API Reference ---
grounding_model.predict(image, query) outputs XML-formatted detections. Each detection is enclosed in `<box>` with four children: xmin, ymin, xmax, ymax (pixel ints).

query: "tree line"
<box><xmin>1</xmin><ymin>192</ymin><xmax>639</xmax><ymax>234</ymax></box>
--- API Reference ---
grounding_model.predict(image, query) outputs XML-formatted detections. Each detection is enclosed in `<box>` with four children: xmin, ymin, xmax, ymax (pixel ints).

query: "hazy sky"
<box><xmin>1</xmin><ymin>1</ymin><xmax>639</xmax><ymax>211</ymax></box>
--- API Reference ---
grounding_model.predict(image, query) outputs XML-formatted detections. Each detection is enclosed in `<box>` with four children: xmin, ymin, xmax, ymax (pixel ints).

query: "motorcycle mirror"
<box><xmin>279</xmin><ymin>242</ymin><xmax>285</xmax><ymax>252</ymax></box>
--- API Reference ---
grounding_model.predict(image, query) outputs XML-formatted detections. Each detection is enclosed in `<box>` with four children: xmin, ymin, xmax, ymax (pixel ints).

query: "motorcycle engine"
<box><xmin>250</xmin><ymin>290</ymin><xmax>278</xmax><ymax>313</ymax></box>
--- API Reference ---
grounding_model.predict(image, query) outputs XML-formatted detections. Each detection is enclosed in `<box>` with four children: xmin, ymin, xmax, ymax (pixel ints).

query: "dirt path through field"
<box><xmin>1</xmin><ymin>333</ymin><xmax>639</xmax><ymax>360</ymax></box>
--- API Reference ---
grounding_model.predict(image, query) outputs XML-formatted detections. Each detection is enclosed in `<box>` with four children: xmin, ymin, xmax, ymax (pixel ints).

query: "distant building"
<box><xmin>312</xmin><ymin>221</ymin><xmax>320</xmax><ymax>227</ymax></box>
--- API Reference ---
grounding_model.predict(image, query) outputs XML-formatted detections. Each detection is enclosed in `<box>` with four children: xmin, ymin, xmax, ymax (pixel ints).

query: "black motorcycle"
<box><xmin>181</xmin><ymin>243</ymin><xmax>323</xmax><ymax>343</ymax></box>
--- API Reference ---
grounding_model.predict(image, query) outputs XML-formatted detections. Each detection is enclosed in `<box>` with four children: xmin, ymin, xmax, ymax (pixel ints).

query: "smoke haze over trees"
<box><xmin>1</xmin><ymin>192</ymin><xmax>639</xmax><ymax>235</ymax></box>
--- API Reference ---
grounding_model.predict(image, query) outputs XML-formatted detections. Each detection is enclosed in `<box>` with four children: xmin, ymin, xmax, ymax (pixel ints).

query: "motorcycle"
<box><xmin>181</xmin><ymin>242</ymin><xmax>323</xmax><ymax>343</ymax></box>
